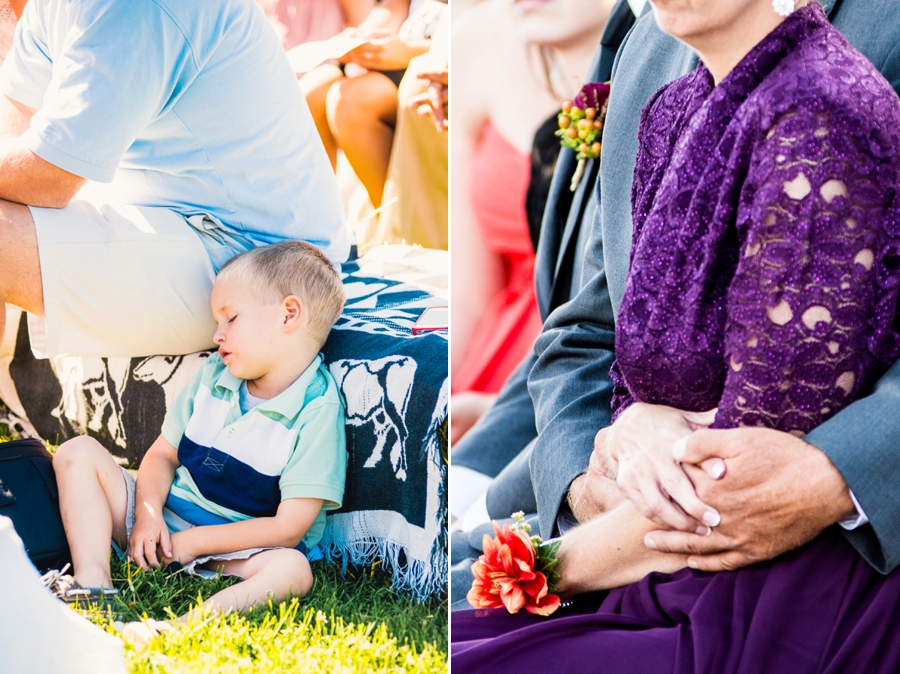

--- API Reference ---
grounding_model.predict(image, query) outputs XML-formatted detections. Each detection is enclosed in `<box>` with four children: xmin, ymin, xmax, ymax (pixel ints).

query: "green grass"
<box><xmin>93</xmin><ymin>556</ymin><xmax>447</xmax><ymax>673</ymax></box>
<box><xmin>0</xmin><ymin>418</ymin><xmax>448</xmax><ymax>672</ymax></box>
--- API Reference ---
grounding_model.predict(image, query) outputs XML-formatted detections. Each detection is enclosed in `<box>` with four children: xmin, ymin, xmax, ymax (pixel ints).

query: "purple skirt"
<box><xmin>451</xmin><ymin>528</ymin><xmax>900</xmax><ymax>673</ymax></box>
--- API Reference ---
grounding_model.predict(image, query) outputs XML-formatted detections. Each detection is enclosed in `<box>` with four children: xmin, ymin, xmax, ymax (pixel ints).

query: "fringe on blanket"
<box><xmin>319</xmin><ymin>381</ymin><xmax>448</xmax><ymax>602</ymax></box>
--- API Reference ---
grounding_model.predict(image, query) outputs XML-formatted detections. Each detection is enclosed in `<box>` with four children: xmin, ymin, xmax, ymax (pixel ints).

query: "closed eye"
<box><xmin>227</xmin><ymin>315</ymin><xmax>237</xmax><ymax>324</ymax></box>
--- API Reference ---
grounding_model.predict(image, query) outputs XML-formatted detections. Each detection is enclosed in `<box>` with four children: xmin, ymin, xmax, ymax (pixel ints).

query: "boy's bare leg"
<box><xmin>181</xmin><ymin>548</ymin><xmax>313</xmax><ymax>620</ymax></box>
<box><xmin>53</xmin><ymin>436</ymin><xmax>129</xmax><ymax>588</ymax></box>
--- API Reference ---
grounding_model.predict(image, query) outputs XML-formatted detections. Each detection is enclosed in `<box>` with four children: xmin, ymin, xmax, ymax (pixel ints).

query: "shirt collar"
<box><xmin>213</xmin><ymin>354</ymin><xmax>324</xmax><ymax>419</ymax></box>
<box><xmin>628</xmin><ymin>0</ymin><xmax>649</xmax><ymax>17</ymax></box>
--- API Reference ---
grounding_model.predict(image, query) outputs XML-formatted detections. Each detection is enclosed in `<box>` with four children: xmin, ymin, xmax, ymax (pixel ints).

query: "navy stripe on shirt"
<box><xmin>178</xmin><ymin>435</ymin><xmax>281</xmax><ymax>518</ymax></box>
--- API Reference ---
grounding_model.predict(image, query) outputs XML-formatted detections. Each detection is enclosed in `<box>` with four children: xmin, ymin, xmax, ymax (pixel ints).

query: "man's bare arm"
<box><xmin>0</xmin><ymin>96</ymin><xmax>33</xmax><ymax>138</ymax></box>
<box><xmin>0</xmin><ymin>95</ymin><xmax>85</xmax><ymax>208</ymax></box>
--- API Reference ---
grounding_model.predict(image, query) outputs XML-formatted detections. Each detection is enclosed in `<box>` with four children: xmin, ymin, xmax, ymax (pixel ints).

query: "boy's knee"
<box><xmin>268</xmin><ymin>548</ymin><xmax>313</xmax><ymax>596</ymax></box>
<box><xmin>53</xmin><ymin>436</ymin><xmax>106</xmax><ymax>473</ymax></box>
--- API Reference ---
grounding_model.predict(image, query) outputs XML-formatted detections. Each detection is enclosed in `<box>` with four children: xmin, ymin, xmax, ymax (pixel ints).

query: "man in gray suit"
<box><xmin>450</xmin><ymin>0</ymin><xmax>635</xmax><ymax>527</ymax></box>
<box><xmin>451</xmin><ymin>0</ymin><xmax>900</xmax><ymax>607</ymax></box>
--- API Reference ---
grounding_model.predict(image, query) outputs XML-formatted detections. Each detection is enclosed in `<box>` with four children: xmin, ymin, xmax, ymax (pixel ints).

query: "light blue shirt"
<box><xmin>0</xmin><ymin>0</ymin><xmax>350</xmax><ymax>265</ymax></box>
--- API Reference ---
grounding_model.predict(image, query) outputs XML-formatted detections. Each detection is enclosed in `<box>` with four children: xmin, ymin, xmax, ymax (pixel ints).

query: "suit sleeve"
<box><xmin>525</xmin><ymin>15</ymin><xmax>643</xmax><ymax>539</ymax></box>
<box><xmin>528</xmin><ymin>221</ymin><xmax>617</xmax><ymax>538</ymax></box>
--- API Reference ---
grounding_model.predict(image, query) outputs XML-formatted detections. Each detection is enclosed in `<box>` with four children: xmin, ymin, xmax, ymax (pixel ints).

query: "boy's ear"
<box><xmin>282</xmin><ymin>295</ymin><xmax>305</xmax><ymax>332</ymax></box>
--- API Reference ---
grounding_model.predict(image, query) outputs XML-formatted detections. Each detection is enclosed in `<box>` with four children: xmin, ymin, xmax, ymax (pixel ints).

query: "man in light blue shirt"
<box><xmin>0</xmin><ymin>0</ymin><xmax>349</xmax><ymax>358</ymax></box>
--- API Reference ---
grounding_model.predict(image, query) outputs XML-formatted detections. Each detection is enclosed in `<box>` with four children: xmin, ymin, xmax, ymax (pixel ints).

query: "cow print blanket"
<box><xmin>0</xmin><ymin>245</ymin><xmax>448</xmax><ymax>600</ymax></box>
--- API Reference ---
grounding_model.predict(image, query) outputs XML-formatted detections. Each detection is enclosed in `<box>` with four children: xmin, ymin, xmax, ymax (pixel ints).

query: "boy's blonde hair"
<box><xmin>217</xmin><ymin>241</ymin><xmax>345</xmax><ymax>346</ymax></box>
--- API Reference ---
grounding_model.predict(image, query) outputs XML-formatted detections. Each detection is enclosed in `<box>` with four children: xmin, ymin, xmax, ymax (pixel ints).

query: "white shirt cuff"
<box><xmin>838</xmin><ymin>489</ymin><xmax>869</xmax><ymax>530</ymax></box>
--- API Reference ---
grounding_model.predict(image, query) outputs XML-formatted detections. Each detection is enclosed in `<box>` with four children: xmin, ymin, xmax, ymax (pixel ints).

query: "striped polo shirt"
<box><xmin>160</xmin><ymin>353</ymin><xmax>346</xmax><ymax>549</ymax></box>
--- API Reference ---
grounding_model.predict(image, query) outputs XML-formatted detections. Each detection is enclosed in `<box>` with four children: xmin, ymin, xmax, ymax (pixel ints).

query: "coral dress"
<box><xmin>257</xmin><ymin>0</ymin><xmax>346</xmax><ymax>51</ymax></box>
<box><xmin>452</xmin><ymin>7</ymin><xmax>900</xmax><ymax>672</ymax></box>
<box><xmin>453</xmin><ymin>123</ymin><xmax>543</xmax><ymax>394</ymax></box>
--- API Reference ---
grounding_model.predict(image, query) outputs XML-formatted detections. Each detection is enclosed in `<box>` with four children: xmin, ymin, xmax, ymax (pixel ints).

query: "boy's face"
<box><xmin>210</xmin><ymin>278</ymin><xmax>286</xmax><ymax>381</ymax></box>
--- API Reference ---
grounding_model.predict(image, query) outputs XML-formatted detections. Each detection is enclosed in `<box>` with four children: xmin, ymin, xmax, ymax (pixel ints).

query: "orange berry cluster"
<box><xmin>556</xmin><ymin>100</ymin><xmax>604</xmax><ymax>160</ymax></box>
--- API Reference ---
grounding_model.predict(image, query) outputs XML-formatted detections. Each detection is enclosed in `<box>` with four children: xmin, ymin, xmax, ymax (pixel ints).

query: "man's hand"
<box><xmin>644</xmin><ymin>427</ymin><xmax>856</xmax><ymax>571</ymax></box>
<box><xmin>607</xmin><ymin>403</ymin><xmax>719</xmax><ymax>533</ymax></box>
<box><xmin>129</xmin><ymin>508</ymin><xmax>172</xmax><ymax>569</ymax></box>
<box><xmin>566</xmin><ymin>428</ymin><xmax>627</xmax><ymax>522</ymax></box>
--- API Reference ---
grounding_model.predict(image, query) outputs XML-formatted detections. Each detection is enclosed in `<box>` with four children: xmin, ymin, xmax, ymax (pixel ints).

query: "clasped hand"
<box><xmin>343</xmin><ymin>29</ymin><xmax>422</xmax><ymax>72</ymax></box>
<box><xmin>605</xmin><ymin>403</ymin><xmax>722</xmax><ymax>534</ymax></box>
<box><xmin>590</xmin><ymin>404</ymin><xmax>854</xmax><ymax>572</ymax></box>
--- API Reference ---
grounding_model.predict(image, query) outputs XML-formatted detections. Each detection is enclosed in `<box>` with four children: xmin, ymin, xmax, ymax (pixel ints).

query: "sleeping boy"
<box><xmin>49</xmin><ymin>240</ymin><xmax>347</xmax><ymax>616</ymax></box>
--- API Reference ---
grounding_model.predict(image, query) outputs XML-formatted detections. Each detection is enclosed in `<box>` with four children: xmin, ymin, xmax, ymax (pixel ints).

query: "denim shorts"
<box><xmin>115</xmin><ymin>467</ymin><xmax>308</xmax><ymax>580</ymax></box>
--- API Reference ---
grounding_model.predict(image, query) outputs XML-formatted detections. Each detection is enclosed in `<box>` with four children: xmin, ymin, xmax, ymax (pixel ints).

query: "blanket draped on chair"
<box><xmin>0</xmin><ymin>245</ymin><xmax>448</xmax><ymax>600</ymax></box>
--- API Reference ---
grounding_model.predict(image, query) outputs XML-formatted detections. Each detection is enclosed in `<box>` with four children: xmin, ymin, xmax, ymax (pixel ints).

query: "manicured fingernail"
<box><xmin>707</xmin><ymin>458</ymin><xmax>726</xmax><ymax>479</ymax></box>
<box><xmin>687</xmin><ymin>558</ymin><xmax>699</xmax><ymax>569</ymax></box>
<box><xmin>644</xmin><ymin>535</ymin><xmax>658</xmax><ymax>550</ymax></box>
<box><xmin>702</xmin><ymin>510</ymin><xmax>721</xmax><ymax>527</ymax></box>
<box><xmin>695</xmin><ymin>525</ymin><xmax>711</xmax><ymax>536</ymax></box>
<box><xmin>672</xmin><ymin>436</ymin><xmax>688</xmax><ymax>460</ymax></box>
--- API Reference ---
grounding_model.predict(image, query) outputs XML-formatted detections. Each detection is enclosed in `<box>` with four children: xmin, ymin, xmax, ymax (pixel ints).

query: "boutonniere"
<box><xmin>556</xmin><ymin>81</ymin><xmax>611</xmax><ymax>191</ymax></box>
<box><xmin>467</xmin><ymin>512</ymin><xmax>562</xmax><ymax>616</ymax></box>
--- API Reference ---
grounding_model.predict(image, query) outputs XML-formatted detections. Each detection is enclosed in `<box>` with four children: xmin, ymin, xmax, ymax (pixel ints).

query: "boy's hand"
<box><xmin>169</xmin><ymin>530</ymin><xmax>198</xmax><ymax>566</ymax></box>
<box><xmin>129</xmin><ymin>510</ymin><xmax>172</xmax><ymax>569</ymax></box>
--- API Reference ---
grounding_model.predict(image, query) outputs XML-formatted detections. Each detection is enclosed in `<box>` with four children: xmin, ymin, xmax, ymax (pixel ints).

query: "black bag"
<box><xmin>0</xmin><ymin>438</ymin><xmax>71</xmax><ymax>572</ymax></box>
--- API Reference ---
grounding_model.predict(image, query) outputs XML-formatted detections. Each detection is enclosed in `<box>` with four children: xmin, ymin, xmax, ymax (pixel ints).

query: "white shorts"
<box><xmin>29</xmin><ymin>201</ymin><xmax>218</xmax><ymax>358</ymax></box>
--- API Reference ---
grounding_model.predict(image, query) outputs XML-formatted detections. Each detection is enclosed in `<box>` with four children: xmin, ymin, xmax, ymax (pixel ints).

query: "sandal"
<box><xmin>41</xmin><ymin>564</ymin><xmax>120</xmax><ymax>615</ymax></box>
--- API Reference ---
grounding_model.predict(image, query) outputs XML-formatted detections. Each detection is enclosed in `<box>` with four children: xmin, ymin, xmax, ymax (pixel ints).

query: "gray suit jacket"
<box><xmin>529</xmin><ymin>0</ymin><xmax>900</xmax><ymax>573</ymax></box>
<box><xmin>450</xmin><ymin>0</ymin><xmax>635</xmax><ymax>481</ymax></box>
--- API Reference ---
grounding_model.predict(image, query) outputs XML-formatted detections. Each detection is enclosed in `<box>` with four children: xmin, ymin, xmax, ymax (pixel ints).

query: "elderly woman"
<box><xmin>451</xmin><ymin>0</ymin><xmax>900</xmax><ymax>671</ymax></box>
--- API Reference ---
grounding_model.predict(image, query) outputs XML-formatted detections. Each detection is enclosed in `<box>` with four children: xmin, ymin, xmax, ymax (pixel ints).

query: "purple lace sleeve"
<box><xmin>609</xmin><ymin>359</ymin><xmax>635</xmax><ymax>421</ymax></box>
<box><xmin>714</xmin><ymin>108</ymin><xmax>900</xmax><ymax>434</ymax></box>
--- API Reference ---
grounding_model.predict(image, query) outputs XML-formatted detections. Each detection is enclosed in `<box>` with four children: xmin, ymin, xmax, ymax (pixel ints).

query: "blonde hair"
<box><xmin>217</xmin><ymin>241</ymin><xmax>345</xmax><ymax>346</ymax></box>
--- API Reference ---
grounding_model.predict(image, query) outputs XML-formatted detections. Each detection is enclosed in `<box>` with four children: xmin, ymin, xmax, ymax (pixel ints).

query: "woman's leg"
<box><xmin>326</xmin><ymin>71</ymin><xmax>399</xmax><ymax>208</ymax></box>
<box><xmin>183</xmin><ymin>548</ymin><xmax>313</xmax><ymax>620</ymax></box>
<box><xmin>53</xmin><ymin>436</ymin><xmax>129</xmax><ymax>588</ymax></box>
<box><xmin>299</xmin><ymin>64</ymin><xmax>345</xmax><ymax>170</ymax></box>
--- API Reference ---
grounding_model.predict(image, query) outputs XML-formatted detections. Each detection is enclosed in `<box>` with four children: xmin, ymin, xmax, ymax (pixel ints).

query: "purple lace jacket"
<box><xmin>611</xmin><ymin>4</ymin><xmax>900</xmax><ymax>435</ymax></box>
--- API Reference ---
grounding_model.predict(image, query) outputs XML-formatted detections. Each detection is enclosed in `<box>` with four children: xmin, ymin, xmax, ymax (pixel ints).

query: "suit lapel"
<box><xmin>538</xmin><ymin>0</ymin><xmax>636</xmax><ymax>318</ymax></box>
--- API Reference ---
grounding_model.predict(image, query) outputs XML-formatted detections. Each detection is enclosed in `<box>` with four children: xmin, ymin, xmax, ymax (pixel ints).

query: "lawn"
<box><xmin>95</xmin><ymin>555</ymin><xmax>447</xmax><ymax>673</ymax></box>
<box><xmin>0</xmin><ymin>419</ymin><xmax>448</xmax><ymax>673</ymax></box>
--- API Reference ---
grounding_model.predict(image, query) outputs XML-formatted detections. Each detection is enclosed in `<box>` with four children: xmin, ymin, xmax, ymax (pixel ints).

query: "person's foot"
<box><xmin>114</xmin><ymin>619</ymin><xmax>174</xmax><ymax>647</ymax></box>
<box><xmin>41</xmin><ymin>564</ymin><xmax>120</xmax><ymax>615</ymax></box>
